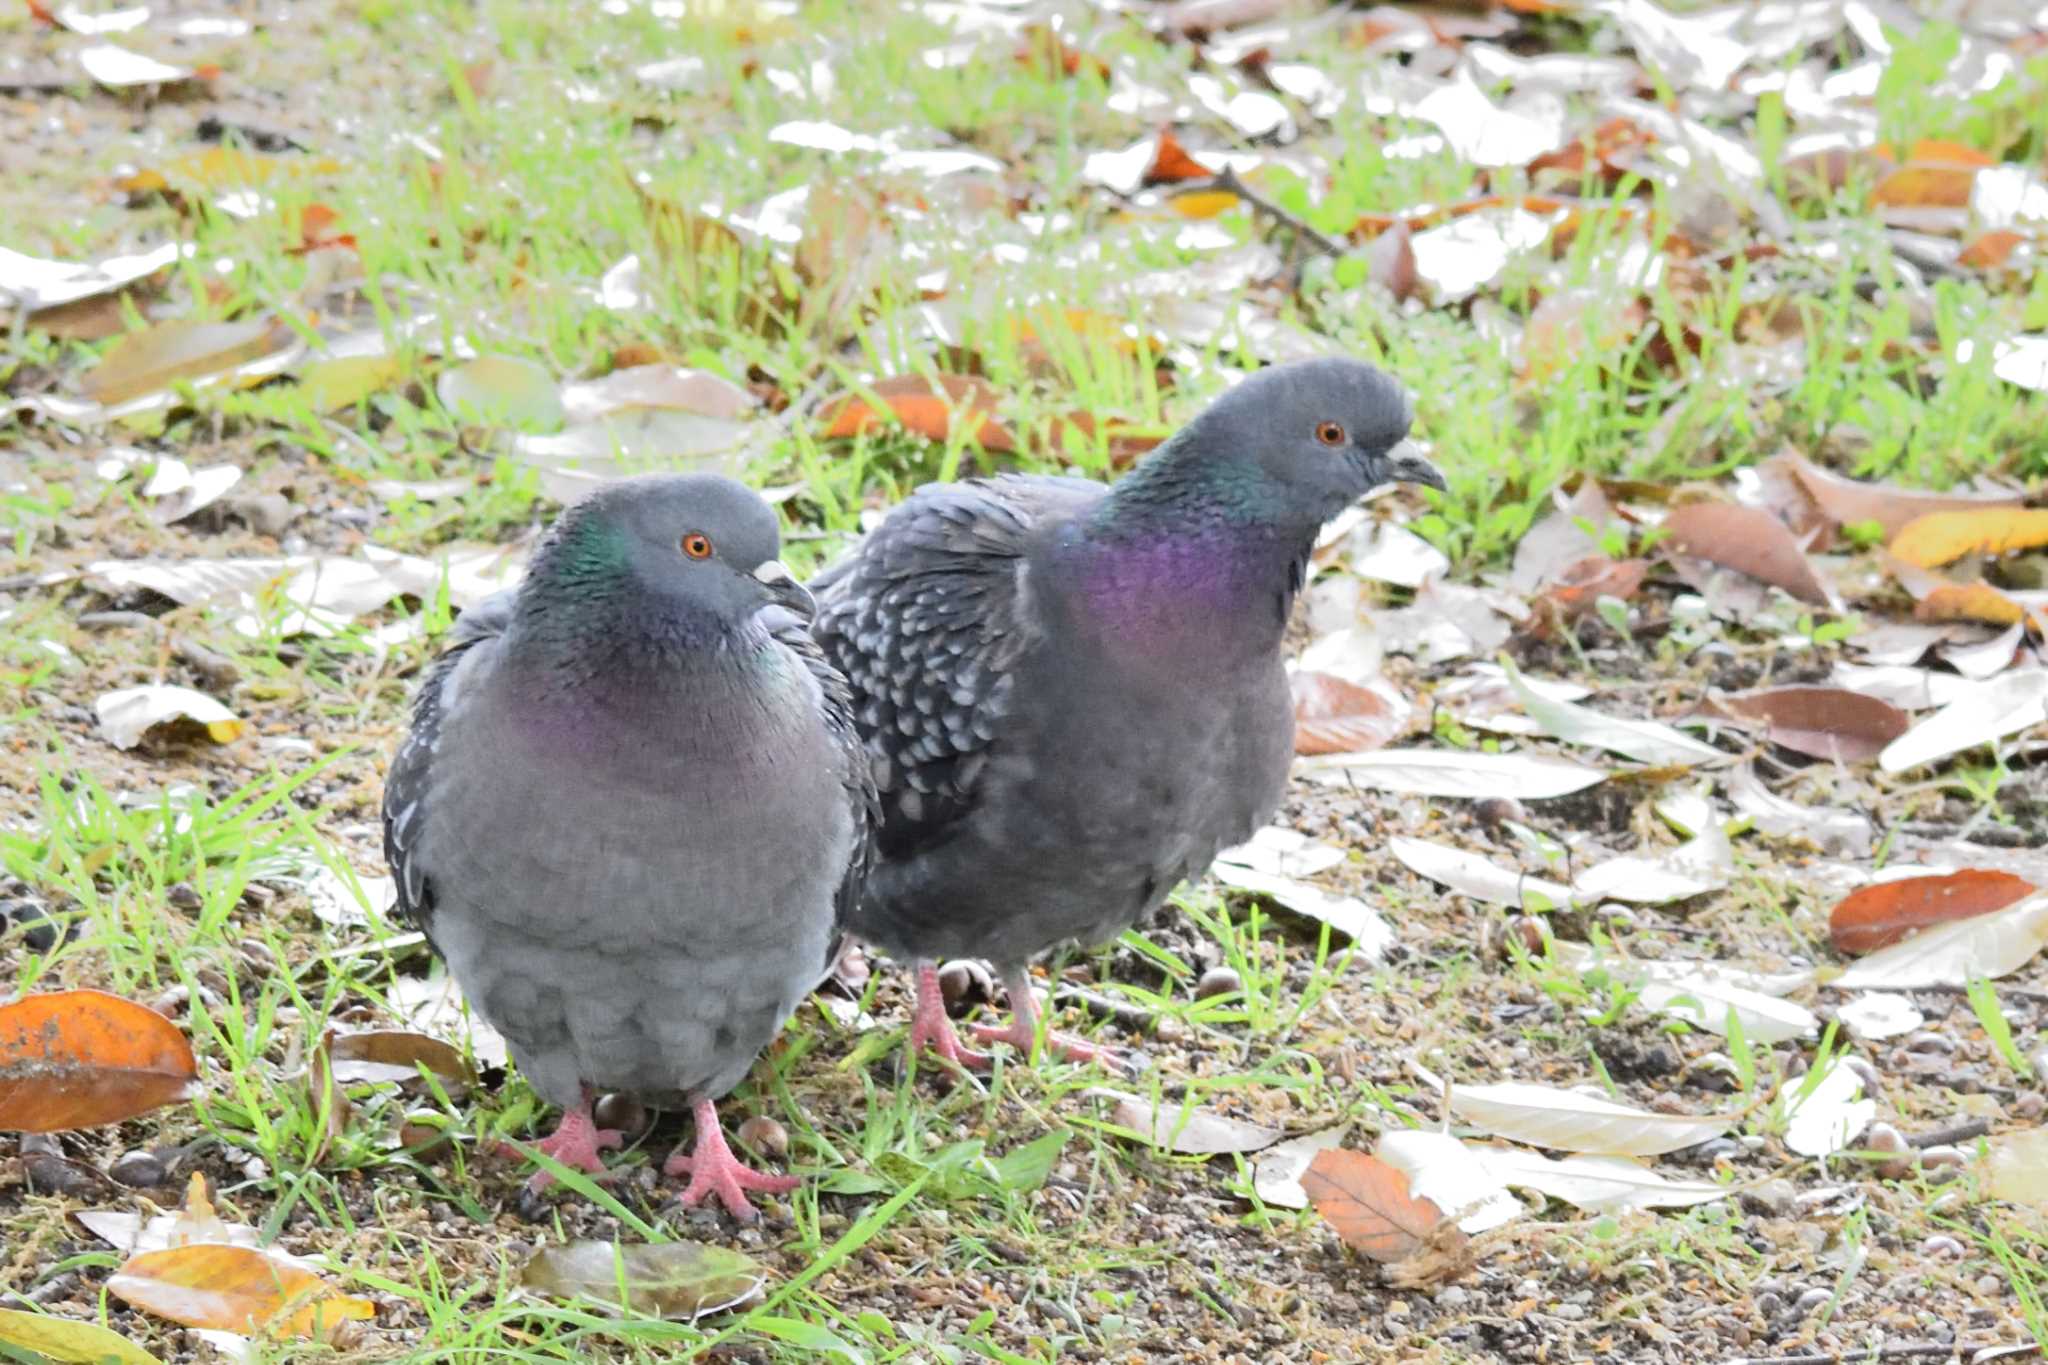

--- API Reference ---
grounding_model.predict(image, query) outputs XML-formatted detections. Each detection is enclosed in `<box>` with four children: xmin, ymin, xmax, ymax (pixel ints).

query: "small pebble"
<box><xmin>2031</xmin><ymin>1049</ymin><xmax>2048</xmax><ymax>1083</ymax></box>
<box><xmin>736</xmin><ymin>1115</ymin><xmax>788</xmax><ymax>1157</ymax></box>
<box><xmin>1977</xmin><ymin>1274</ymin><xmax>2006</xmax><ymax>1298</ymax></box>
<box><xmin>2014</xmin><ymin>1092</ymin><xmax>2045</xmax><ymax>1121</ymax></box>
<box><xmin>1435</xmin><ymin>1286</ymin><xmax>1470</xmax><ymax>1310</ymax></box>
<box><xmin>1842</xmin><ymin>1056</ymin><xmax>1879</xmax><ymax>1094</ymax></box>
<box><xmin>1905</xmin><ymin>1032</ymin><xmax>1956</xmax><ymax>1055</ymax></box>
<box><xmin>1</xmin><ymin>899</ymin><xmax>62</xmax><ymax>954</ymax></box>
<box><xmin>1866</xmin><ymin>1122</ymin><xmax>1911</xmax><ymax>1179</ymax></box>
<box><xmin>1552</xmin><ymin>1303</ymin><xmax>1585</xmax><ymax>1321</ymax></box>
<box><xmin>1754</xmin><ymin>1291</ymin><xmax>1784</xmax><ymax>1319</ymax></box>
<box><xmin>1507</xmin><ymin>916</ymin><xmax>1546</xmax><ymax>955</ymax></box>
<box><xmin>592</xmin><ymin>1093</ymin><xmax>648</xmax><ymax>1136</ymax></box>
<box><xmin>1473</xmin><ymin>796</ymin><xmax>1526</xmax><ymax>834</ymax></box>
<box><xmin>1919</xmin><ymin>1144</ymin><xmax>1966</xmax><ymax>1169</ymax></box>
<box><xmin>1685</xmin><ymin>1137</ymin><xmax>1741</xmax><ymax>1164</ymax></box>
<box><xmin>1196</xmin><ymin>966</ymin><xmax>1242</xmax><ymax>1000</ymax></box>
<box><xmin>1923</xmin><ymin>1235</ymin><xmax>1966</xmax><ymax>1261</ymax></box>
<box><xmin>1741</xmin><ymin>1179</ymin><xmax>1795</xmax><ymax>1217</ymax></box>
<box><xmin>167</xmin><ymin>883</ymin><xmax>203</xmax><ymax>912</ymax></box>
<box><xmin>108</xmin><ymin>1150</ymin><xmax>167</xmax><ymax>1188</ymax></box>
<box><xmin>937</xmin><ymin>959</ymin><xmax>993</xmax><ymax>1006</ymax></box>
<box><xmin>1793</xmin><ymin>1288</ymin><xmax>1832</xmax><ymax>1318</ymax></box>
<box><xmin>230</xmin><ymin>493</ymin><xmax>298</xmax><ymax>538</ymax></box>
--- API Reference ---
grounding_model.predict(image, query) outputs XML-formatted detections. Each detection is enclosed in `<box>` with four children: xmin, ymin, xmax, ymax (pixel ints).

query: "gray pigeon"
<box><xmin>812</xmin><ymin>357</ymin><xmax>1442</xmax><ymax>1067</ymax></box>
<box><xmin>382</xmin><ymin>474</ymin><xmax>874</xmax><ymax>1217</ymax></box>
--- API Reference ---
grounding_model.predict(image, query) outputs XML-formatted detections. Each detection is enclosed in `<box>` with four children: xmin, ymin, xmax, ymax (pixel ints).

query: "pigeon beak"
<box><xmin>751</xmin><ymin>559</ymin><xmax>816</xmax><ymax>616</ymax></box>
<box><xmin>1376</xmin><ymin>438</ymin><xmax>1447</xmax><ymax>492</ymax></box>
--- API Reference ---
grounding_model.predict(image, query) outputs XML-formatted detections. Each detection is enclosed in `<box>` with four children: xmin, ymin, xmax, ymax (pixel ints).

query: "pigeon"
<box><xmin>812</xmin><ymin>357</ymin><xmax>1442</xmax><ymax>1068</ymax></box>
<box><xmin>382</xmin><ymin>474</ymin><xmax>875</xmax><ymax>1217</ymax></box>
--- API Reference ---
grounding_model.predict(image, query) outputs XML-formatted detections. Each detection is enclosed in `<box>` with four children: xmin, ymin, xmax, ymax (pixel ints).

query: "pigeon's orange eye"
<box><xmin>1315</xmin><ymin>421</ymin><xmax>1347</xmax><ymax>447</ymax></box>
<box><xmin>681</xmin><ymin>533</ymin><xmax>714</xmax><ymax>560</ymax></box>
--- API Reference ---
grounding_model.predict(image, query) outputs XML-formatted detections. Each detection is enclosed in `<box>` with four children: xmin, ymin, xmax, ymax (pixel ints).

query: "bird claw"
<box><xmin>665</xmin><ymin>1138</ymin><xmax>797</xmax><ymax>1221</ymax></box>
<box><xmin>968</xmin><ymin>1017</ymin><xmax>1113</xmax><ymax>1067</ymax></box>
<box><xmin>521</xmin><ymin>1110</ymin><xmax>625</xmax><ymax>1195</ymax></box>
<box><xmin>910</xmin><ymin>1008</ymin><xmax>994</xmax><ymax>1071</ymax></box>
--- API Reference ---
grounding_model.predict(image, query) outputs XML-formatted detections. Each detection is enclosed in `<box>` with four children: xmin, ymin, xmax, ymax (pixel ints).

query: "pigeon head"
<box><xmin>1142</xmin><ymin>357</ymin><xmax>1443</xmax><ymax>530</ymax></box>
<box><xmin>524</xmin><ymin>474</ymin><xmax>809</xmax><ymax>641</ymax></box>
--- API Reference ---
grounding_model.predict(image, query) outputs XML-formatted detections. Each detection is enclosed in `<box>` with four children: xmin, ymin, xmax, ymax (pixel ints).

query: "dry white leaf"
<box><xmin>1979</xmin><ymin>1129</ymin><xmax>2048</xmax><ymax>1211</ymax></box>
<box><xmin>1554</xmin><ymin>943</ymin><xmax>1818</xmax><ymax>1042</ymax></box>
<box><xmin>1387</xmin><ymin>836</ymin><xmax>1571</xmax><ymax>909</ymax></box>
<box><xmin>95</xmin><ymin>685</ymin><xmax>241</xmax><ymax>749</ymax></box>
<box><xmin>1207</xmin><ymin>863</ymin><xmax>1393</xmax><ymax>959</ymax></box>
<box><xmin>1339</xmin><ymin>522</ymin><xmax>1449</xmax><ymax>589</ymax></box>
<box><xmin>1780</xmin><ymin>1058</ymin><xmax>1874</xmax><ymax>1157</ymax></box>
<box><xmin>1879</xmin><ymin>670</ymin><xmax>2048</xmax><ymax>773</ymax></box>
<box><xmin>1504</xmin><ymin>658</ymin><xmax>1724</xmax><ymax>766</ymax></box>
<box><xmin>1417</xmin><ymin>1064</ymin><xmax>1735</xmax><ymax>1156</ymax></box>
<box><xmin>302</xmin><ymin>864</ymin><xmax>398</xmax><ymax>928</ymax></box>
<box><xmin>1299</xmin><ymin>748</ymin><xmax>1606</xmax><ymax>800</ymax></box>
<box><xmin>78</xmin><ymin>42</ymin><xmax>192</xmax><ymax>86</ymax></box>
<box><xmin>1833</xmin><ymin>892</ymin><xmax>2048</xmax><ymax>990</ymax></box>
<box><xmin>1250</xmin><ymin>1127</ymin><xmax>1347</xmax><ymax>1210</ymax></box>
<box><xmin>1475</xmin><ymin>1145</ymin><xmax>1728</xmax><ymax>1215</ymax></box>
<box><xmin>1829</xmin><ymin>662</ymin><xmax>1974</xmax><ymax>711</ymax></box>
<box><xmin>1214</xmin><ymin>827</ymin><xmax>1345</xmax><ymax>880</ymax></box>
<box><xmin>1835</xmin><ymin>992</ymin><xmax>1924</xmax><ymax>1042</ymax></box>
<box><xmin>1573</xmin><ymin>825</ymin><xmax>1734</xmax><ymax>904</ymax></box>
<box><xmin>0</xmin><ymin>241</ymin><xmax>184</xmax><ymax>313</ymax></box>
<box><xmin>1103</xmin><ymin>1092</ymin><xmax>1285</xmax><ymax>1155</ymax></box>
<box><xmin>1375</xmin><ymin>1129</ymin><xmax>1523</xmax><ymax>1232</ymax></box>
<box><xmin>145</xmin><ymin>459</ymin><xmax>243</xmax><ymax>523</ymax></box>
<box><xmin>1727</xmin><ymin>763</ymin><xmax>1874</xmax><ymax>857</ymax></box>
<box><xmin>387</xmin><ymin>965</ymin><xmax>510</xmax><ymax>1068</ymax></box>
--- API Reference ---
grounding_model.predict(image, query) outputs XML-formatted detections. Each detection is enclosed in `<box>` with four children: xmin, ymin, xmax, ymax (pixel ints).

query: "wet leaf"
<box><xmin>1692</xmin><ymin>686</ymin><xmax>1910</xmax><ymax>763</ymax></box>
<box><xmin>436</xmin><ymin>355</ymin><xmax>565</xmax><ymax>431</ymax></box>
<box><xmin>325</xmin><ymin>1030</ymin><xmax>476</xmax><ymax>1087</ymax></box>
<box><xmin>1290</xmin><ymin>671</ymin><xmax>1407</xmax><ymax>755</ymax></box>
<box><xmin>82</xmin><ymin>318</ymin><xmax>299</xmax><ymax>407</ymax></box>
<box><xmin>95</xmin><ymin>685</ymin><xmax>243</xmax><ymax>749</ymax></box>
<box><xmin>1878</xmin><ymin>670</ymin><xmax>2048</xmax><ymax>772</ymax></box>
<box><xmin>1829</xmin><ymin>870</ymin><xmax>2037</xmax><ymax>955</ymax></box>
<box><xmin>0</xmin><ymin>990</ymin><xmax>199</xmax><ymax>1133</ymax></box>
<box><xmin>1890</xmin><ymin>508</ymin><xmax>2048</xmax><ymax>568</ymax></box>
<box><xmin>521</xmin><ymin>1241</ymin><xmax>766</xmax><ymax>1320</ymax></box>
<box><xmin>1106</xmin><ymin>1092</ymin><xmax>1285</xmax><ymax>1154</ymax></box>
<box><xmin>1301</xmin><ymin>1148</ymin><xmax>1460</xmax><ymax>1264</ymax></box>
<box><xmin>820</xmin><ymin>374</ymin><xmax>1015</xmax><ymax>451</ymax></box>
<box><xmin>1659</xmin><ymin>501</ymin><xmax>1832</xmax><ymax>607</ymax></box>
<box><xmin>1299</xmin><ymin>748</ymin><xmax>1606</xmax><ymax>800</ymax></box>
<box><xmin>1834</xmin><ymin>892</ymin><xmax>2048</xmax><ymax>990</ymax></box>
<box><xmin>108</xmin><ymin>1245</ymin><xmax>374</xmax><ymax>1342</ymax></box>
<box><xmin>0</xmin><ymin>1308</ymin><xmax>163</xmax><ymax>1365</ymax></box>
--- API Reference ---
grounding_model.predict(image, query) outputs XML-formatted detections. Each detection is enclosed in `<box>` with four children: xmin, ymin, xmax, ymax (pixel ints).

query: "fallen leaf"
<box><xmin>1364</xmin><ymin>220</ymin><xmax>1418</xmax><ymax>303</ymax></box>
<box><xmin>1979</xmin><ymin>1129</ymin><xmax>2048</xmax><ymax>1212</ymax></box>
<box><xmin>1913</xmin><ymin>580</ymin><xmax>2030</xmax><ymax>628</ymax></box>
<box><xmin>1146</xmin><ymin>127</ymin><xmax>1217</xmax><ymax>184</ymax></box>
<box><xmin>1779</xmin><ymin>452</ymin><xmax>2022</xmax><ymax>539</ymax></box>
<box><xmin>124</xmin><ymin>148</ymin><xmax>343</xmax><ymax>195</ymax></box>
<box><xmin>95</xmin><ymin>685</ymin><xmax>242</xmax><ymax>749</ymax></box>
<box><xmin>820</xmin><ymin>374</ymin><xmax>1013</xmax><ymax>451</ymax></box>
<box><xmin>142</xmin><ymin>457</ymin><xmax>243</xmax><ymax>524</ymax></box>
<box><xmin>1872</xmin><ymin>162</ymin><xmax>1979</xmax><ymax>209</ymax></box>
<box><xmin>1503</xmin><ymin>658</ymin><xmax>1724</xmax><ymax>766</ymax></box>
<box><xmin>1692</xmin><ymin>686</ymin><xmax>1910</xmax><ymax>763</ymax></box>
<box><xmin>1659</xmin><ymin>501</ymin><xmax>1832</xmax><ymax>607</ymax></box>
<box><xmin>1251</xmin><ymin>1127</ymin><xmax>1347</xmax><ymax>1210</ymax></box>
<box><xmin>558</xmin><ymin>366</ymin><xmax>755</xmax><ymax>424</ymax></box>
<box><xmin>1834</xmin><ymin>892</ymin><xmax>2048</xmax><ymax>990</ymax></box>
<box><xmin>0</xmin><ymin>241</ymin><xmax>183</xmax><ymax>314</ymax></box>
<box><xmin>1342</xmin><ymin>521</ymin><xmax>1450</xmax><ymax>588</ymax></box>
<box><xmin>1568</xmin><ymin>950</ymin><xmax>1816</xmax><ymax>1042</ymax></box>
<box><xmin>108</xmin><ymin>1246</ymin><xmax>374</xmax><ymax>1342</ymax></box>
<box><xmin>1474</xmin><ymin>1146</ymin><xmax>1728</xmax><ymax>1216</ymax></box>
<box><xmin>1374</xmin><ymin>1130</ymin><xmax>1523</xmax><ymax>1232</ymax></box>
<box><xmin>0</xmin><ymin>1308</ymin><xmax>162</xmax><ymax>1365</ymax></box>
<box><xmin>1301</xmin><ymin>1147</ymin><xmax>1462</xmax><ymax>1264</ymax></box>
<box><xmin>0</xmin><ymin>991</ymin><xmax>199</xmax><ymax>1133</ymax></box>
<box><xmin>1835</xmin><ymin>992</ymin><xmax>1924</xmax><ymax>1042</ymax></box>
<box><xmin>1207</xmin><ymin>863</ymin><xmax>1394</xmax><ymax>957</ymax></box>
<box><xmin>1298</xmin><ymin>748</ymin><xmax>1607</xmax><ymax>800</ymax></box>
<box><xmin>1387</xmin><ymin>836</ymin><xmax>1571</xmax><ymax>909</ymax></box>
<box><xmin>436</xmin><ymin>355</ymin><xmax>565</xmax><ymax>431</ymax></box>
<box><xmin>1780</xmin><ymin>1058</ymin><xmax>1873</xmax><ymax>1158</ymax></box>
<box><xmin>521</xmin><ymin>1241</ymin><xmax>765</xmax><ymax>1320</ymax></box>
<box><xmin>325</xmin><ymin>1030</ymin><xmax>476</xmax><ymax>1087</ymax></box>
<box><xmin>1106</xmin><ymin>1093</ymin><xmax>1285</xmax><ymax>1154</ymax></box>
<box><xmin>78</xmin><ymin>42</ymin><xmax>192</xmax><ymax>86</ymax></box>
<box><xmin>1518</xmin><ymin>287</ymin><xmax>1647</xmax><ymax>382</ymax></box>
<box><xmin>1878</xmin><ymin>669</ymin><xmax>2048</xmax><ymax>772</ymax></box>
<box><xmin>1291</xmin><ymin>672</ymin><xmax>1408</xmax><ymax>755</ymax></box>
<box><xmin>1570</xmin><ymin>828</ymin><xmax>1732</xmax><ymax>905</ymax></box>
<box><xmin>1419</xmin><ymin>1066</ymin><xmax>1734</xmax><ymax>1156</ymax></box>
<box><xmin>1891</xmin><ymin>508</ymin><xmax>2048</xmax><ymax>568</ymax></box>
<box><xmin>1829</xmin><ymin>870</ymin><xmax>2037</xmax><ymax>955</ymax></box>
<box><xmin>1214</xmin><ymin>827</ymin><xmax>1345</xmax><ymax>879</ymax></box>
<box><xmin>1958</xmin><ymin>229</ymin><xmax>2026</xmax><ymax>270</ymax></box>
<box><xmin>81</xmin><ymin>318</ymin><xmax>300</xmax><ymax>407</ymax></box>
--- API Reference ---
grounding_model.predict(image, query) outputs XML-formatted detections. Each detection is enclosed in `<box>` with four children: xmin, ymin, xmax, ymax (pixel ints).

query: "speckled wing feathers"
<box><xmin>381</xmin><ymin>589</ymin><xmax>515</xmax><ymax>939</ymax></box>
<box><xmin>812</xmin><ymin>474</ymin><xmax>1101</xmax><ymax>856</ymax></box>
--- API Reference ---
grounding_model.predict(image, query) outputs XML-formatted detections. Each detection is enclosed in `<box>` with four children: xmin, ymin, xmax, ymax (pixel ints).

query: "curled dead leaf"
<box><xmin>1659</xmin><ymin>501</ymin><xmax>1831</xmax><ymax>606</ymax></box>
<box><xmin>1290</xmin><ymin>671</ymin><xmax>1408</xmax><ymax>755</ymax></box>
<box><xmin>1828</xmin><ymin>870</ymin><xmax>2037</xmax><ymax>955</ymax></box>
<box><xmin>1300</xmin><ymin>1147</ymin><xmax>1467</xmax><ymax>1269</ymax></box>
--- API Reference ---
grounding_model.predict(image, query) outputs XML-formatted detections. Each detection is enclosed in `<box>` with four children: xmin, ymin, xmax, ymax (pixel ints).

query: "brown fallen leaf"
<box><xmin>1518</xmin><ymin>288</ymin><xmax>1648</xmax><ymax>382</ymax></box>
<box><xmin>1301</xmin><ymin>1147</ymin><xmax>1465</xmax><ymax>1266</ymax></box>
<box><xmin>1146</xmin><ymin>127</ymin><xmax>1217</xmax><ymax>184</ymax></box>
<box><xmin>108</xmin><ymin>1245</ymin><xmax>374</xmax><ymax>1343</ymax></box>
<box><xmin>1693</xmin><ymin>686</ymin><xmax>1911</xmax><ymax>763</ymax></box>
<box><xmin>521</xmin><ymin>1240</ymin><xmax>766</xmax><ymax>1319</ymax></box>
<box><xmin>81</xmin><ymin>317</ymin><xmax>300</xmax><ymax>407</ymax></box>
<box><xmin>1829</xmin><ymin>870</ymin><xmax>2037</xmax><ymax>955</ymax></box>
<box><xmin>0</xmin><ymin>990</ymin><xmax>199</xmax><ymax>1133</ymax></box>
<box><xmin>1533</xmin><ymin>555</ymin><xmax>1649</xmax><ymax>624</ymax></box>
<box><xmin>820</xmin><ymin>374</ymin><xmax>1016</xmax><ymax>452</ymax></box>
<box><xmin>1778</xmin><ymin>451</ymin><xmax>2021</xmax><ymax>540</ymax></box>
<box><xmin>1891</xmin><ymin>508</ymin><xmax>2048</xmax><ymax>569</ymax></box>
<box><xmin>1291</xmin><ymin>671</ymin><xmax>1408</xmax><ymax>755</ymax></box>
<box><xmin>1659</xmin><ymin>501</ymin><xmax>1831</xmax><ymax>606</ymax></box>
<box><xmin>1871</xmin><ymin>163</ymin><xmax>1980</xmax><ymax>209</ymax></box>
<box><xmin>326</xmin><ymin>1030</ymin><xmax>475</xmax><ymax>1087</ymax></box>
<box><xmin>1959</xmin><ymin>229</ymin><xmax>2026</xmax><ymax>270</ymax></box>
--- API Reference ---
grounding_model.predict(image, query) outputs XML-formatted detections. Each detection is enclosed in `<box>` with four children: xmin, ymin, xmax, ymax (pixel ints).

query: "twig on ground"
<box><xmin>1188</xmin><ymin>164</ymin><xmax>1347</xmax><ymax>258</ymax></box>
<box><xmin>1722</xmin><ymin>1342</ymin><xmax>2036</xmax><ymax>1365</ymax></box>
<box><xmin>1906</xmin><ymin>1116</ymin><xmax>1994</xmax><ymax>1148</ymax></box>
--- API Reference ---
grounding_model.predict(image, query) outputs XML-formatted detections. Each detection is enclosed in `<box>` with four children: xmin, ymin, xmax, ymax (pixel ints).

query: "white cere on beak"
<box><xmin>752</xmin><ymin>560</ymin><xmax>796</xmax><ymax>586</ymax></box>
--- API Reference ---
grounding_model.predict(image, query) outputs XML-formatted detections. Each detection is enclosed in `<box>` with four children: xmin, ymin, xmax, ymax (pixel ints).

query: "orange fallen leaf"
<box><xmin>109</xmin><ymin>1244</ymin><xmax>375</xmax><ymax>1343</ymax></box>
<box><xmin>1829</xmin><ymin>870</ymin><xmax>2036</xmax><ymax>955</ymax></box>
<box><xmin>1891</xmin><ymin>139</ymin><xmax>1997</xmax><ymax>169</ymax></box>
<box><xmin>1890</xmin><ymin>508</ymin><xmax>2048</xmax><ymax>568</ymax></box>
<box><xmin>1037</xmin><ymin>411</ymin><xmax>1166</xmax><ymax>468</ymax></box>
<box><xmin>1291</xmin><ymin>672</ymin><xmax>1408</xmax><ymax>755</ymax></box>
<box><xmin>1659</xmin><ymin>502</ymin><xmax>1831</xmax><ymax>606</ymax></box>
<box><xmin>820</xmin><ymin>374</ymin><xmax>1015</xmax><ymax>452</ymax></box>
<box><xmin>1300</xmin><ymin>1147</ymin><xmax>1459</xmax><ymax>1264</ymax></box>
<box><xmin>1959</xmin><ymin>230</ymin><xmax>2026</xmax><ymax>269</ymax></box>
<box><xmin>1169</xmin><ymin>188</ymin><xmax>1240</xmax><ymax>219</ymax></box>
<box><xmin>0</xmin><ymin>990</ymin><xmax>199</xmax><ymax>1133</ymax></box>
<box><xmin>1535</xmin><ymin>555</ymin><xmax>1650</xmax><ymax>621</ymax></box>
<box><xmin>1871</xmin><ymin>163</ymin><xmax>1979</xmax><ymax>209</ymax></box>
<box><xmin>1147</xmin><ymin>128</ymin><xmax>1217</xmax><ymax>184</ymax></box>
<box><xmin>1913</xmin><ymin>580</ymin><xmax>2027</xmax><ymax>627</ymax></box>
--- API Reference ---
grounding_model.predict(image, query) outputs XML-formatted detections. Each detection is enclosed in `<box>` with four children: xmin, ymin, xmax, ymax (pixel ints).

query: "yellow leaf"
<box><xmin>297</xmin><ymin>354</ymin><xmax>401</xmax><ymax>412</ymax></box>
<box><xmin>1169</xmin><ymin>189</ymin><xmax>1240</xmax><ymax>219</ymax></box>
<box><xmin>0</xmin><ymin>1307</ymin><xmax>164</xmax><ymax>1365</ymax></box>
<box><xmin>1890</xmin><ymin>508</ymin><xmax>2048</xmax><ymax>567</ymax></box>
<box><xmin>109</xmin><ymin>1244</ymin><xmax>374</xmax><ymax>1343</ymax></box>
<box><xmin>165</xmin><ymin>148</ymin><xmax>344</xmax><ymax>191</ymax></box>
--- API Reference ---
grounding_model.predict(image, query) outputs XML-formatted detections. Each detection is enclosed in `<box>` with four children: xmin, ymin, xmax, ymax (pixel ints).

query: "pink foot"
<box><xmin>524</xmin><ymin>1097</ymin><xmax>624</xmax><ymax>1195</ymax></box>
<box><xmin>908</xmin><ymin>960</ymin><xmax>991</xmax><ymax>1070</ymax></box>
<box><xmin>968</xmin><ymin>968</ymin><xmax>1110</xmax><ymax>1065</ymax></box>
<box><xmin>663</xmin><ymin>1097</ymin><xmax>798</xmax><ymax>1221</ymax></box>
